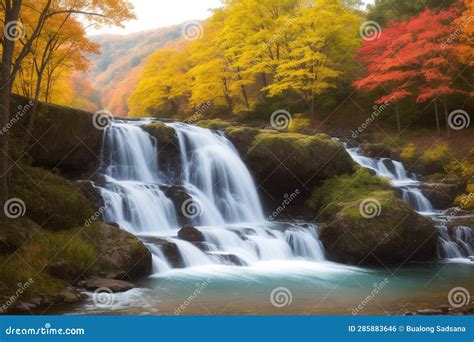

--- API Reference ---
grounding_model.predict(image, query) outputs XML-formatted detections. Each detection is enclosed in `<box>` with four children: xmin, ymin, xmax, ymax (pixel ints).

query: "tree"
<box><xmin>264</xmin><ymin>0</ymin><xmax>361</xmax><ymax>125</ymax></box>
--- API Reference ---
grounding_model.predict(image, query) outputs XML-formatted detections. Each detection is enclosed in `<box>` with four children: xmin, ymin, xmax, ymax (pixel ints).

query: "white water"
<box><xmin>345</xmin><ymin>145</ymin><xmax>472</xmax><ymax>261</ymax></box>
<box><xmin>96</xmin><ymin>120</ymin><xmax>326</xmax><ymax>274</ymax></box>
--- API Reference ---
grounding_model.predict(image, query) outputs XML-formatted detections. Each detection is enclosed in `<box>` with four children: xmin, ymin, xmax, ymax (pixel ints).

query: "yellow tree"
<box><xmin>265</xmin><ymin>0</ymin><xmax>361</xmax><ymax>125</ymax></box>
<box><xmin>128</xmin><ymin>48</ymin><xmax>191</xmax><ymax>117</ymax></box>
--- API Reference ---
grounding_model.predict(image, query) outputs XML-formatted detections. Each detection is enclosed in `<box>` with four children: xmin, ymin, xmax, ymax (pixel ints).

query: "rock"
<box><xmin>141</xmin><ymin>236</ymin><xmax>184</xmax><ymax>268</ymax></box>
<box><xmin>0</xmin><ymin>218</ymin><xmax>35</xmax><ymax>254</ymax></box>
<box><xmin>416</xmin><ymin>309</ymin><xmax>444</xmax><ymax>315</ymax></box>
<box><xmin>197</xmin><ymin>119</ymin><xmax>233</xmax><ymax>130</ymax></box>
<box><xmin>207</xmin><ymin>252</ymin><xmax>247</xmax><ymax>266</ymax></box>
<box><xmin>88</xmin><ymin>223</ymin><xmax>153</xmax><ymax>279</ymax></box>
<box><xmin>76</xmin><ymin>180</ymin><xmax>104</xmax><ymax>209</ymax></box>
<box><xmin>420</xmin><ymin>180</ymin><xmax>466</xmax><ymax>209</ymax></box>
<box><xmin>15</xmin><ymin>302</ymin><xmax>37</xmax><ymax>311</ymax></box>
<box><xmin>469</xmin><ymin>256</ymin><xmax>474</xmax><ymax>262</ymax></box>
<box><xmin>361</xmin><ymin>143</ymin><xmax>401</xmax><ymax>160</ymax></box>
<box><xmin>141</xmin><ymin>121</ymin><xmax>176</xmax><ymax>145</ymax></box>
<box><xmin>244</xmin><ymin>131</ymin><xmax>354</xmax><ymax>198</ymax></box>
<box><xmin>178</xmin><ymin>225</ymin><xmax>204</xmax><ymax>243</ymax></box>
<box><xmin>439</xmin><ymin>305</ymin><xmax>450</xmax><ymax>313</ymax></box>
<box><xmin>77</xmin><ymin>278</ymin><xmax>135</xmax><ymax>292</ymax></box>
<box><xmin>11</xmin><ymin>95</ymin><xmax>103</xmax><ymax>179</ymax></box>
<box><xmin>56</xmin><ymin>287</ymin><xmax>84</xmax><ymax>303</ymax></box>
<box><xmin>225</xmin><ymin>126</ymin><xmax>259</xmax><ymax>153</ymax></box>
<box><xmin>161</xmin><ymin>186</ymin><xmax>193</xmax><ymax>224</ymax></box>
<box><xmin>315</xmin><ymin>171</ymin><xmax>438</xmax><ymax>266</ymax></box>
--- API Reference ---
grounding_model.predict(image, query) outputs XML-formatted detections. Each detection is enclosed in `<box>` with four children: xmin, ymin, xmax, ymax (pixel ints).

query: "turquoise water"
<box><xmin>59</xmin><ymin>261</ymin><xmax>473</xmax><ymax>315</ymax></box>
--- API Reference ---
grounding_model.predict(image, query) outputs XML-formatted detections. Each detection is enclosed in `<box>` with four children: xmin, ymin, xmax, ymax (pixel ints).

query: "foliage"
<box><xmin>400</xmin><ymin>143</ymin><xmax>417</xmax><ymax>164</ymax></box>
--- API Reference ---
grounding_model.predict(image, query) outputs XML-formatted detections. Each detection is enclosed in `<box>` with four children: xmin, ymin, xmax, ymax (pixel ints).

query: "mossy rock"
<box><xmin>196</xmin><ymin>119</ymin><xmax>233</xmax><ymax>130</ymax></box>
<box><xmin>141</xmin><ymin>121</ymin><xmax>176</xmax><ymax>145</ymax></box>
<box><xmin>246</xmin><ymin>131</ymin><xmax>354</xmax><ymax>196</ymax></box>
<box><xmin>10</xmin><ymin>95</ymin><xmax>102</xmax><ymax>178</ymax></box>
<box><xmin>10</xmin><ymin>164</ymin><xmax>94</xmax><ymax>230</ymax></box>
<box><xmin>225</xmin><ymin>126</ymin><xmax>260</xmax><ymax>154</ymax></box>
<box><xmin>310</xmin><ymin>169</ymin><xmax>437</xmax><ymax>266</ymax></box>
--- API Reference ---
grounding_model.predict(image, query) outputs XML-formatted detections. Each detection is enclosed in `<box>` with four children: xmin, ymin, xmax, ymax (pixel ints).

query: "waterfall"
<box><xmin>345</xmin><ymin>145</ymin><xmax>472</xmax><ymax>261</ymax></box>
<box><xmin>167</xmin><ymin>122</ymin><xmax>265</xmax><ymax>225</ymax></box>
<box><xmin>95</xmin><ymin>120</ymin><xmax>326</xmax><ymax>274</ymax></box>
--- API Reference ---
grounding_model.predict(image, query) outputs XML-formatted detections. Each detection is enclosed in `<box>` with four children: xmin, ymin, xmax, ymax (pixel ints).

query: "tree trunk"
<box><xmin>434</xmin><ymin>98</ymin><xmax>440</xmax><ymax>137</ymax></box>
<box><xmin>443</xmin><ymin>97</ymin><xmax>450</xmax><ymax>138</ymax></box>
<box><xmin>240</xmin><ymin>84</ymin><xmax>250</xmax><ymax>111</ymax></box>
<box><xmin>0</xmin><ymin>0</ymin><xmax>22</xmax><ymax>225</ymax></box>
<box><xmin>310</xmin><ymin>96</ymin><xmax>315</xmax><ymax>128</ymax></box>
<box><xmin>395</xmin><ymin>104</ymin><xmax>401</xmax><ymax>135</ymax></box>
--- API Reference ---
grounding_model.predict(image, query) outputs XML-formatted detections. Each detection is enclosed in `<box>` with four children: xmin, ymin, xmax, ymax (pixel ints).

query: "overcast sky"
<box><xmin>90</xmin><ymin>0</ymin><xmax>375</xmax><ymax>36</ymax></box>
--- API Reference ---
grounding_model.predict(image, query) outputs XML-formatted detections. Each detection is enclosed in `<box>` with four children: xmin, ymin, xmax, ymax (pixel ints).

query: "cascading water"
<box><xmin>345</xmin><ymin>145</ymin><xmax>473</xmax><ymax>261</ymax></box>
<box><xmin>95</xmin><ymin>119</ymin><xmax>326</xmax><ymax>274</ymax></box>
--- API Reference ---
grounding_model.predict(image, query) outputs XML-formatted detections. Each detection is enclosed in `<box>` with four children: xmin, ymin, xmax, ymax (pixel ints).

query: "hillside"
<box><xmin>77</xmin><ymin>25</ymin><xmax>183</xmax><ymax>116</ymax></box>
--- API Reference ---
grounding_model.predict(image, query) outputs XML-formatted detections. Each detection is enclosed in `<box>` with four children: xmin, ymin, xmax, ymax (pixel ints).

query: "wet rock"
<box><xmin>141</xmin><ymin>236</ymin><xmax>184</xmax><ymax>268</ymax></box>
<box><xmin>420</xmin><ymin>180</ymin><xmax>466</xmax><ymax>209</ymax></box>
<box><xmin>207</xmin><ymin>252</ymin><xmax>247</xmax><ymax>266</ymax></box>
<box><xmin>78</xmin><ymin>278</ymin><xmax>136</xmax><ymax>293</ymax></box>
<box><xmin>161</xmin><ymin>186</ymin><xmax>193</xmax><ymax>224</ymax></box>
<box><xmin>178</xmin><ymin>225</ymin><xmax>205</xmax><ymax>243</ymax></box>
<box><xmin>439</xmin><ymin>305</ymin><xmax>450</xmax><ymax>313</ymax></box>
<box><xmin>56</xmin><ymin>287</ymin><xmax>84</xmax><ymax>303</ymax></box>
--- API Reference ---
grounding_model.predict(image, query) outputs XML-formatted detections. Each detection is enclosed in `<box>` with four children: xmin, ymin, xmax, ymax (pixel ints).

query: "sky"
<box><xmin>90</xmin><ymin>0</ymin><xmax>375</xmax><ymax>36</ymax></box>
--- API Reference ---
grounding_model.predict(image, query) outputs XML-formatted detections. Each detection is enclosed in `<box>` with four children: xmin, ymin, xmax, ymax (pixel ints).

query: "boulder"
<box><xmin>77</xmin><ymin>278</ymin><xmax>136</xmax><ymax>292</ymax></box>
<box><xmin>88</xmin><ymin>223</ymin><xmax>153</xmax><ymax>279</ymax></box>
<box><xmin>161</xmin><ymin>185</ymin><xmax>193</xmax><ymax>224</ymax></box>
<box><xmin>55</xmin><ymin>287</ymin><xmax>84</xmax><ymax>303</ymax></box>
<box><xmin>420</xmin><ymin>179</ymin><xmax>466</xmax><ymax>209</ymax></box>
<box><xmin>320</xmin><ymin>197</ymin><xmax>437</xmax><ymax>266</ymax></box>
<box><xmin>178</xmin><ymin>225</ymin><xmax>205</xmax><ymax>243</ymax></box>
<box><xmin>245</xmin><ymin>131</ymin><xmax>354</xmax><ymax>197</ymax></box>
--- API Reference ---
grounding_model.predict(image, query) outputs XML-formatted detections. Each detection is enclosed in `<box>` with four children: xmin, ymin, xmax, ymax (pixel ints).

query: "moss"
<box><xmin>141</xmin><ymin>121</ymin><xmax>176</xmax><ymax>145</ymax></box>
<box><xmin>400</xmin><ymin>143</ymin><xmax>417</xmax><ymax>165</ymax></box>
<box><xmin>0</xmin><ymin>219</ymin><xmax>99</xmax><ymax>300</ymax></box>
<box><xmin>224</xmin><ymin>126</ymin><xmax>259</xmax><ymax>153</ymax></box>
<box><xmin>288</xmin><ymin>114</ymin><xmax>311</xmax><ymax>133</ymax></box>
<box><xmin>418</xmin><ymin>143</ymin><xmax>453</xmax><ymax>173</ymax></box>
<box><xmin>196</xmin><ymin>119</ymin><xmax>233</xmax><ymax>130</ymax></box>
<box><xmin>10</xmin><ymin>163</ymin><xmax>94</xmax><ymax>230</ymax></box>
